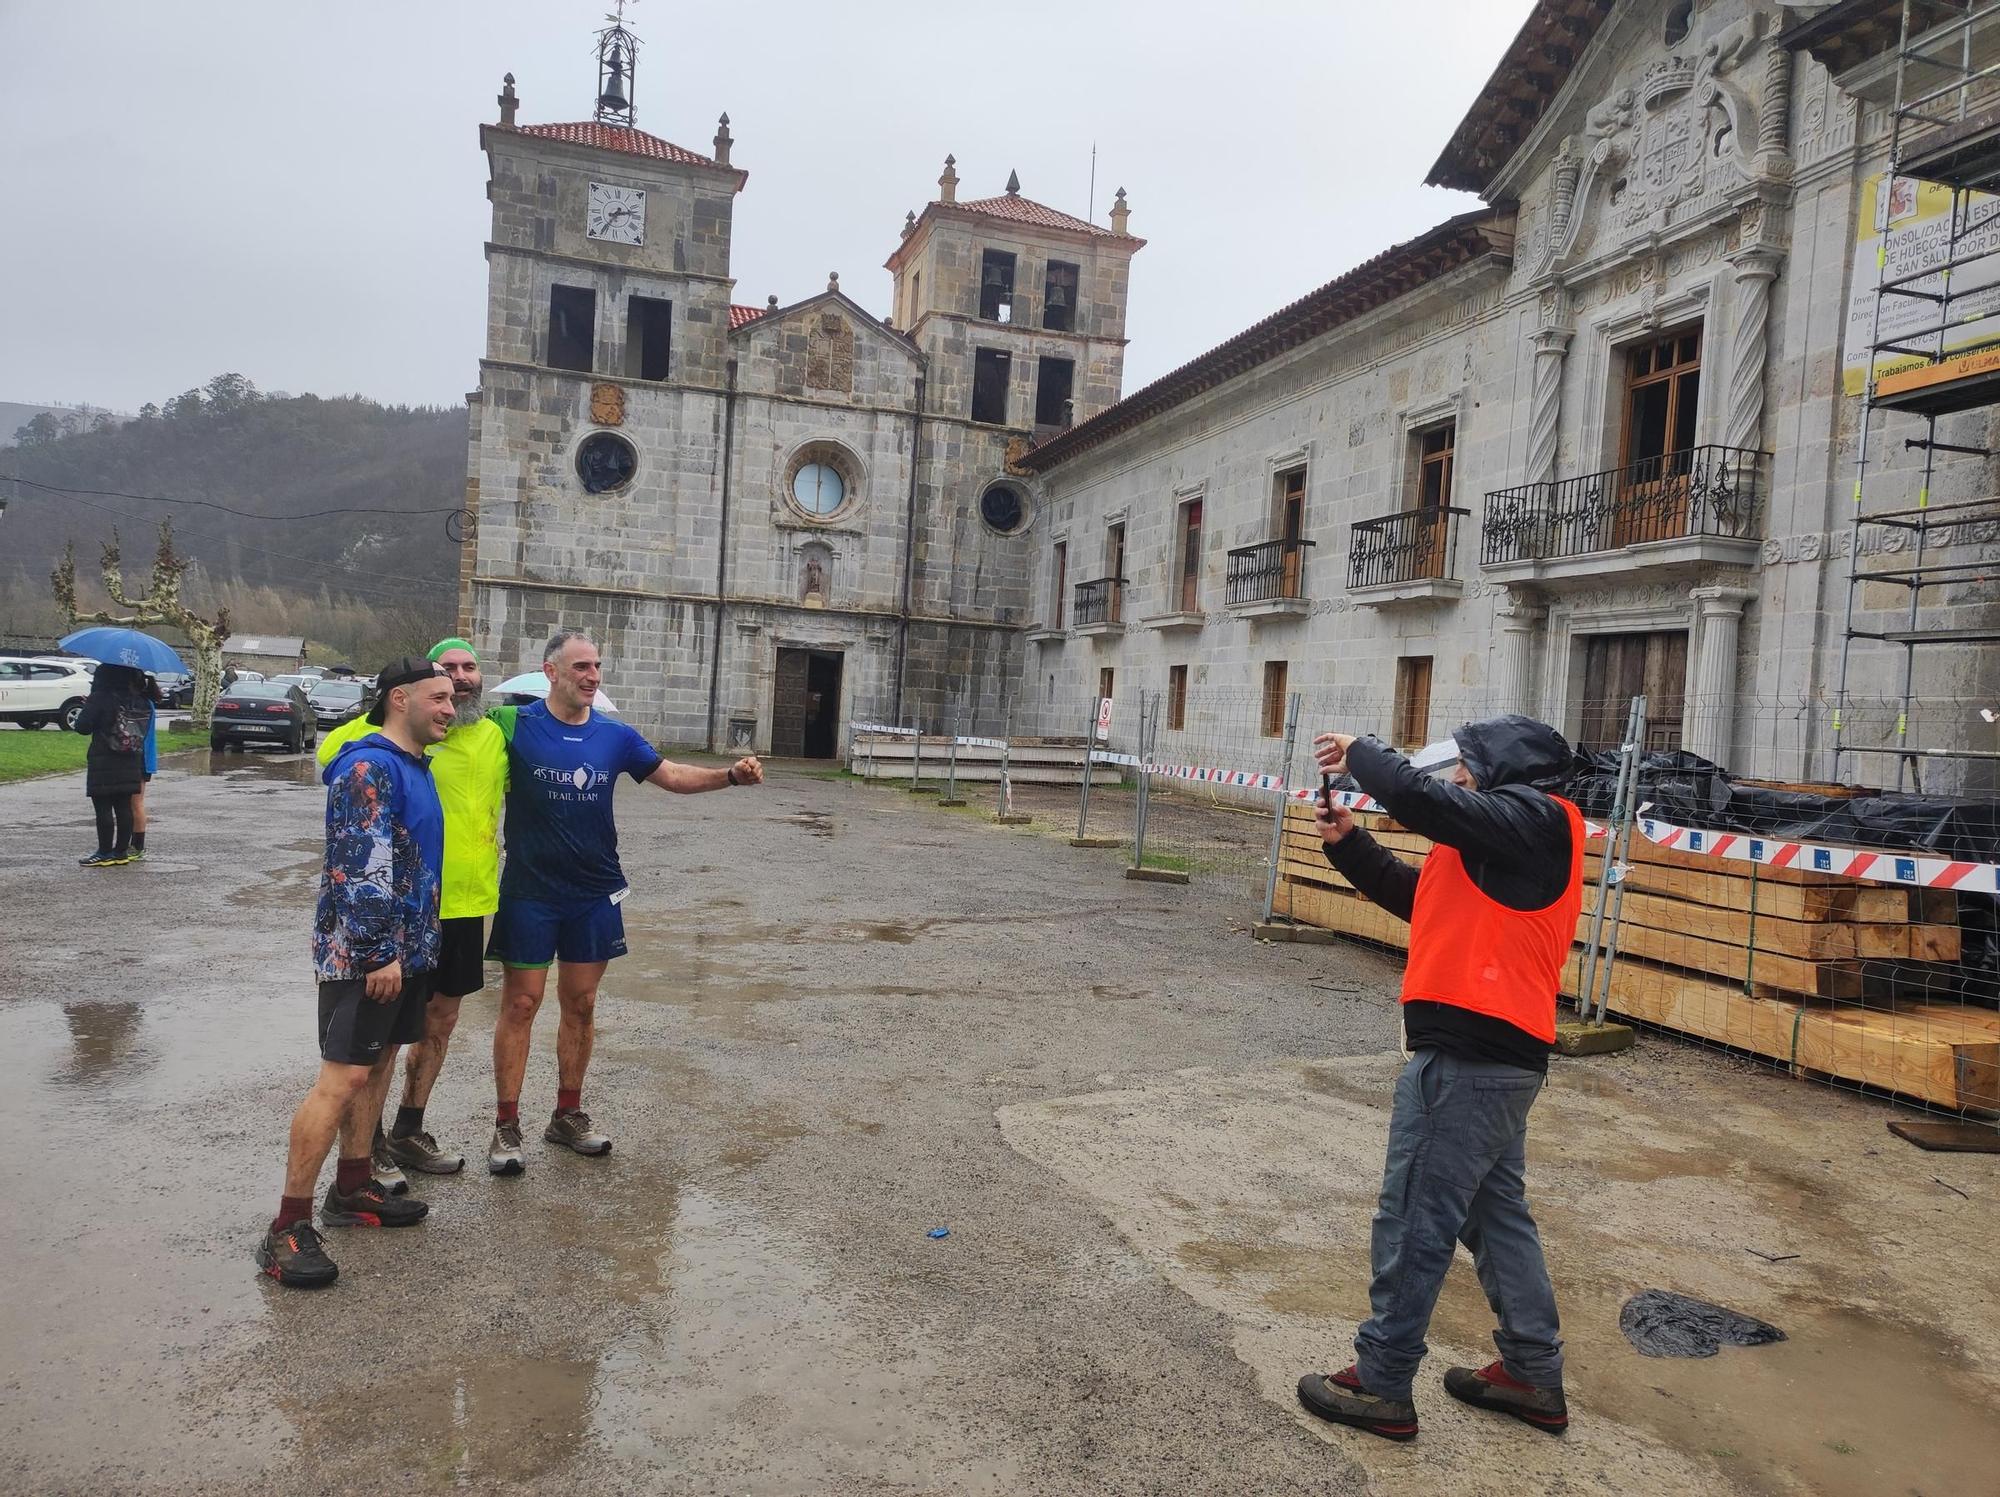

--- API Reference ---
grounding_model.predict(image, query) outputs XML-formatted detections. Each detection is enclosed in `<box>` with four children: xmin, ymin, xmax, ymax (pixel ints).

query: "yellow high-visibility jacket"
<box><xmin>317</xmin><ymin>714</ymin><xmax>507</xmax><ymax>919</ymax></box>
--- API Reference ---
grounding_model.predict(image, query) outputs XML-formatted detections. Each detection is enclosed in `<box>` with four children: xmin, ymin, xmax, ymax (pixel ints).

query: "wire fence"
<box><xmin>849</xmin><ymin>685</ymin><xmax>2000</xmax><ymax>1124</ymax></box>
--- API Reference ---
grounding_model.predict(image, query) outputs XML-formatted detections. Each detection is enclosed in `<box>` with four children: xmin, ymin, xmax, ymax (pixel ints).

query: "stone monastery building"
<box><xmin>461</xmin><ymin>1</ymin><xmax>2000</xmax><ymax>789</ymax></box>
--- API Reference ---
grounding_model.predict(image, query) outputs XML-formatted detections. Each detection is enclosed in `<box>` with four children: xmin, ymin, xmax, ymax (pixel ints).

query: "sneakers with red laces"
<box><xmin>1296</xmin><ymin>1365</ymin><xmax>1420</xmax><ymax>1442</ymax></box>
<box><xmin>1443</xmin><ymin>1360</ymin><xmax>1569</xmax><ymax>1434</ymax></box>
<box><xmin>320</xmin><ymin>1178</ymin><xmax>430</xmax><ymax>1228</ymax></box>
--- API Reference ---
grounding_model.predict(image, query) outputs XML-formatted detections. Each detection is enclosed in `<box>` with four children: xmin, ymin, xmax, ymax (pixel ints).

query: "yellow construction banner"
<box><xmin>1843</xmin><ymin>172</ymin><xmax>2000</xmax><ymax>395</ymax></box>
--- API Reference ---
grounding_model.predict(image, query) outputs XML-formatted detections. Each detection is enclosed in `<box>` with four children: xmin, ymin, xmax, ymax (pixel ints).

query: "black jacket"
<box><xmin>74</xmin><ymin>667</ymin><xmax>149</xmax><ymax>798</ymax></box>
<box><xmin>1324</xmin><ymin>717</ymin><xmax>1576</xmax><ymax>1072</ymax></box>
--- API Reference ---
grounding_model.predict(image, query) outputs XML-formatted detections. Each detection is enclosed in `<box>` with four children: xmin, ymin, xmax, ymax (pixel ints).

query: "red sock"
<box><xmin>556</xmin><ymin>1088</ymin><xmax>581</xmax><ymax>1115</ymax></box>
<box><xmin>272</xmin><ymin>1195</ymin><xmax>314</xmax><ymax>1234</ymax></box>
<box><xmin>496</xmin><ymin>1099</ymin><xmax>519</xmax><ymax>1125</ymax></box>
<box><xmin>334</xmin><ymin>1155</ymin><xmax>372</xmax><ymax>1195</ymax></box>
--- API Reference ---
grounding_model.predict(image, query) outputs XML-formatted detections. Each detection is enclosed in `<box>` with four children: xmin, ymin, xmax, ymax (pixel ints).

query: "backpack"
<box><xmin>109</xmin><ymin>699</ymin><xmax>148</xmax><ymax>756</ymax></box>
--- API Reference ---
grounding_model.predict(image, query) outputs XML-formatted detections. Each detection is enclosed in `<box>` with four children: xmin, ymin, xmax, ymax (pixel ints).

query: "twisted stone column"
<box><xmin>1758</xmin><ymin>46</ymin><xmax>1793</xmax><ymax>166</ymax></box>
<box><xmin>1725</xmin><ymin>251</ymin><xmax>1780</xmax><ymax>454</ymax></box>
<box><xmin>1528</xmin><ymin>327</ymin><xmax>1572</xmax><ymax>486</ymax></box>
<box><xmin>1686</xmin><ymin>586</ymin><xmax>1755</xmax><ymax>764</ymax></box>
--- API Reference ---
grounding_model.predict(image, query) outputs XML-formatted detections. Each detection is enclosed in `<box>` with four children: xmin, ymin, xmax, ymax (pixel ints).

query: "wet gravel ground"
<box><xmin>0</xmin><ymin>749</ymin><xmax>1401</xmax><ymax>1495</ymax></box>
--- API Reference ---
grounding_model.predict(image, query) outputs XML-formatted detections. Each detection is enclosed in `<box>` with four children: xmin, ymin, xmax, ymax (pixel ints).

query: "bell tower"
<box><xmin>593</xmin><ymin>3</ymin><xmax>637</xmax><ymax>126</ymax></box>
<box><xmin>886</xmin><ymin>161</ymin><xmax>1145</xmax><ymax>435</ymax></box>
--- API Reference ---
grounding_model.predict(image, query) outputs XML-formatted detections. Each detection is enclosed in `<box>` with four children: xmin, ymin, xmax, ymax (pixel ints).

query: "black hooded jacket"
<box><xmin>1323</xmin><ymin>715</ymin><xmax>1576</xmax><ymax>1073</ymax></box>
<box><xmin>73</xmin><ymin>665</ymin><xmax>150</xmax><ymax>799</ymax></box>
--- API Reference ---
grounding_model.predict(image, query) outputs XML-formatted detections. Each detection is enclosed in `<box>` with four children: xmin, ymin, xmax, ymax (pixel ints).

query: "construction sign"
<box><xmin>1843</xmin><ymin>171</ymin><xmax>2000</xmax><ymax>396</ymax></box>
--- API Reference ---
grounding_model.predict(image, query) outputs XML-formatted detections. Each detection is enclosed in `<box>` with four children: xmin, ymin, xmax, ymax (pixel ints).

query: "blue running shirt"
<box><xmin>492</xmin><ymin>701</ymin><xmax>664</xmax><ymax>903</ymax></box>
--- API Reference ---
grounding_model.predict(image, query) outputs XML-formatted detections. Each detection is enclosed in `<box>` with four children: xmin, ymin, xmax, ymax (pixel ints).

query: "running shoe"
<box><xmin>545</xmin><ymin>1109</ymin><xmax>612</xmax><ymax>1156</ymax></box>
<box><xmin>256</xmin><ymin>1220</ymin><xmax>339</xmax><ymax>1289</ymax></box>
<box><xmin>488</xmin><ymin>1119</ymin><xmax>525</xmax><ymax>1176</ymax></box>
<box><xmin>1443</xmin><ymin>1361</ymin><xmax>1569</xmax><ymax>1435</ymax></box>
<box><xmin>1296</xmin><ymin>1366</ymin><xmax>1420</xmax><ymax>1442</ymax></box>
<box><xmin>385</xmin><ymin>1129</ymin><xmax>466</xmax><ymax>1175</ymax></box>
<box><xmin>78</xmin><ymin>851</ymin><xmax>131</xmax><ymax>867</ymax></box>
<box><xmin>321</xmin><ymin>1178</ymin><xmax>429</xmax><ymax>1228</ymax></box>
<box><xmin>371</xmin><ymin>1129</ymin><xmax>410</xmax><ymax>1195</ymax></box>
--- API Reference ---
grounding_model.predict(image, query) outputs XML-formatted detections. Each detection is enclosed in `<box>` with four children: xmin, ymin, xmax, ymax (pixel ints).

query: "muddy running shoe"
<box><xmin>370</xmin><ymin>1129</ymin><xmax>410</xmax><ymax>1196</ymax></box>
<box><xmin>488</xmin><ymin>1120</ymin><xmax>526</xmax><ymax>1176</ymax></box>
<box><xmin>321</xmin><ymin>1178</ymin><xmax>429</xmax><ymax>1228</ymax></box>
<box><xmin>545</xmin><ymin>1109</ymin><xmax>612</xmax><ymax>1156</ymax></box>
<box><xmin>1296</xmin><ymin>1366</ymin><xmax>1420</xmax><ymax>1442</ymax></box>
<box><xmin>1443</xmin><ymin>1361</ymin><xmax>1569</xmax><ymax>1435</ymax></box>
<box><xmin>386</xmin><ymin>1129</ymin><xmax>466</xmax><ymax>1175</ymax></box>
<box><xmin>255</xmin><ymin>1220</ymin><xmax>338</xmax><ymax>1289</ymax></box>
<box><xmin>78</xmin><ymin>851</ymin><xmax>131</xmax><ymax>867</ymax></box>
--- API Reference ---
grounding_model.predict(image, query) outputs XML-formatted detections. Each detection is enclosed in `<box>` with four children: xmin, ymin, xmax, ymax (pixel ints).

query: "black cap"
<box><xmin>366</xmin><ymin>656</ymin><xmax>446</xmax><ymax>725</ymax></box>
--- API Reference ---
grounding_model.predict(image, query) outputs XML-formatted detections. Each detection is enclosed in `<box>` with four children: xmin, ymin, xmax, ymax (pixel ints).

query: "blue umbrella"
<box><xmin>58</xmin><ymin>627</ymin><xmax>188</xmax><ymax>674</ymax></box>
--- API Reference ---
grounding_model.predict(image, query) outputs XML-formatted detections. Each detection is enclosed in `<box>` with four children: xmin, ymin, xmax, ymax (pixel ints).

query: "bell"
<box><xmin>1047</xmin><ymin>285</ymin><xmax>1068</xmax><ymax>308</ymax></box>
<box><xmin>598</xmin><ymin>46</ymin><xmax>630</xmax><ymax>114</ymax></box>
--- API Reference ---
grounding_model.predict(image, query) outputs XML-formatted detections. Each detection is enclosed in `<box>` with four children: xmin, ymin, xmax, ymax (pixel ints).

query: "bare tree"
<box><xmin>51</xmin><ymin>521</ymin><xmax>231</xmax><ymax>727</ymax></box>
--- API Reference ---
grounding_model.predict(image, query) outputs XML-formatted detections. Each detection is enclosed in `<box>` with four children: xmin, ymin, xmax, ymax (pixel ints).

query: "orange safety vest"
<box><xmin>1399</xmin><ymin>795</ymin><xmax>1585</xmax><ymax>1045</ymax></box>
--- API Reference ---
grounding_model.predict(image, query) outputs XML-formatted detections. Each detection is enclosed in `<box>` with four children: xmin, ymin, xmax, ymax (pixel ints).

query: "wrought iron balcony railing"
<box><xmin>1348</xmin><ymin>505</ymin><xmax>1469</xmax><ymax>590</ymax></box>
<box><xmin>1073</xmin><ymin>576</ymin><xmax>1125</xmax><ymax>626</ymax></box>
<box><xmin>1482</xmin><ymin>445</ymin><xmax>1765</xmax><ymax>566</ymax></box>
<box><xmin>1225</xmin><ymin>538</ymin><xmax>1314</xmax><ymax>606</ymax></box>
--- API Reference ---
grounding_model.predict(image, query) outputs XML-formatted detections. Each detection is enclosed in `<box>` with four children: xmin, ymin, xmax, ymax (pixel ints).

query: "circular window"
<box><xmin>792</xmin><ymin>462</ymin><xmax>847</xmax><ymax>516</ymax></box>
<box><xmin>980</xmin><ymin>483</ymin><xmax>1026</xmax><ymax>535</ymax></box>
<box><xmin>576</xmin><ymin>432</ymin><xmax>637</xmax><ymax>494</ymax></box>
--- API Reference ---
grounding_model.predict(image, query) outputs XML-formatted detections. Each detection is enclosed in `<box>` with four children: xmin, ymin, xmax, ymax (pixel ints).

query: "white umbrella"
<box><xmin>491</xmin><ymin>671</ymin><xmax>618</xmax><ymax>713</ymax></box>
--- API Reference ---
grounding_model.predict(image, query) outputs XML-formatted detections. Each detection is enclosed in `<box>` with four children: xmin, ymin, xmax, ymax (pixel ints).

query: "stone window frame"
<box><xmin>1261</xmin><ymin>442</ymin><xmax>1316</xmax><ymax>537</ymax></box>
<box><xmin>1169</xmin><ymin>478</ymin><xmax>1207</xmax><ymax>611</ymax></box>
<box><xmin>1047</xmin><ymin>528</ymin><xmax>1070</xmax><ymax>627</ymax></box>
<box><xmin>1573</xmin><ymin>274</ymin><xmax>1722</xmax><ymax>477</ymax></box>
<box><xmin>1387</xmin><ymin>392</ymin><xmax>1468</xmax><ymax>513</ymax></box>
<box><xmin>778</xmin><ymin>438</ymin><xmax>868</xmax><ymax>527</ymax></box>
<box><xmin>1543</xmin><ymin>595</ymin><xmax>1699</xmax><ymax>748</ymax></box>
<box><xmin>978</xmin><ymin>479</ymin><xmax>1034</xmax><ymax>537</ymax></box>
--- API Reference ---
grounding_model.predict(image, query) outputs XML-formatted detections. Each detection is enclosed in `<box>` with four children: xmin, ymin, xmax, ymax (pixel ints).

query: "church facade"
<box><xmin>461</xmin><ymin>2</ymin><xmax>1998</xmax><ymax>789</ymax></box>
<box><xmin>458</xmin><ymin>64</ymin><xmax>1141</xmax><ymax>757</ymax></box>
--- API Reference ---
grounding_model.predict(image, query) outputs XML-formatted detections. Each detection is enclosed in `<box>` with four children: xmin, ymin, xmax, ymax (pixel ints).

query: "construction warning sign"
<box><xmin>1843</xmin><ymin>171</ymin><xmax>2000</xmax><ymax>395</ymax></box>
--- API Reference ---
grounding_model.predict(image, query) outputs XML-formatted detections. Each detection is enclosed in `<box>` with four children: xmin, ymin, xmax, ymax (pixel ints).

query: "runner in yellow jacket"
<box><xmin>319</xmin><ymin>638</ymin><xmax>506</xmax><ymax>1182</ymax></box>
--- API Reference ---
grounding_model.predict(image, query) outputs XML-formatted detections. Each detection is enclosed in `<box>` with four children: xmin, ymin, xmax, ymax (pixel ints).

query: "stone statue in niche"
<box><xmin>799</xmin><ymin>543</ymin><xmax>832</xmax><ymax>608</ymax></box>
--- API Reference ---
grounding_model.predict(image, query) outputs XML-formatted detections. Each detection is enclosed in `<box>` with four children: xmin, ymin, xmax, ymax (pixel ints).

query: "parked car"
<box><xmin>306</xmin><ymin>678</ymin><xmax>367</xmax><ymax>728</ymax></box>
<box><xmin>210</xmin><ymin>682</ymin><xmax>316</xmax><ymax>753</ymax></box>
<box><xmin>270</xmin><ymin>673</ymin><xmax>315</xmax><ymax>691</ymax></box>
<box><xmin>153</xmin><ymin>671</ymin><xmax>195</xmax><ymax>708</ymax></box>
<box><xmin>0</xmin><ymin>656</ymin><xmax>97</xmax><ymax>731</ymax></box>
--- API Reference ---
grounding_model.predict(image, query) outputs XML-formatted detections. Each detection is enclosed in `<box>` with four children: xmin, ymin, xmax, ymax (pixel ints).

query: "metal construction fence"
<box><xmin>848</xmin><ymin>685</ymin><xmax>2000</xmax><ymax>1125</ymax></box>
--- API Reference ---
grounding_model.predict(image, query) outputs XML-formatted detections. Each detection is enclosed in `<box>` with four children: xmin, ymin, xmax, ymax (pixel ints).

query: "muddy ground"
<box><xmin>1</xmin><ymin>749</ymin><xmax>1995</xmax><ymax>1496</ymax></box>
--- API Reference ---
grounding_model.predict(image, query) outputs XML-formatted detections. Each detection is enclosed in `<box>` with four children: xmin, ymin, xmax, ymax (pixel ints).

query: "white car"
<box><xmin>0</xmin><ymin>657</ymin><xmax>97</xmax><ymax>731</ymax></box>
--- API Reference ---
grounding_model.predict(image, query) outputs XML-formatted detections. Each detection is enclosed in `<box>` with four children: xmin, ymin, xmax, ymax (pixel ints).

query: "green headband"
<box><xmin>428</xmin><ymin>637</ymin><xmax>477</xmax><ymax>663</ymax></box>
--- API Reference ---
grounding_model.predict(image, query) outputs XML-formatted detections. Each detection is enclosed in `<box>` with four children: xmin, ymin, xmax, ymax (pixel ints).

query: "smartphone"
<box><xmin>1320</xmin><ymin>771</ymin><xmax>1334</xmax><ymax>813</ymax></box>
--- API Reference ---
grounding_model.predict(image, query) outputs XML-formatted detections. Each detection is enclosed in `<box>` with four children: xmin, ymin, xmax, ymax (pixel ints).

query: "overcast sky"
<box><xmin>0</xmin><ymin>1</ymin><xmax>1532</xmax><ymax>415</ymax></box>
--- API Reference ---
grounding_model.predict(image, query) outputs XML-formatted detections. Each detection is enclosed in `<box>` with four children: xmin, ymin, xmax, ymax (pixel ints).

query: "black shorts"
<box><xmin>317</xmin><ymin>970</ymin><xmax>433</xmax><ymax>1066</ymax></box>
<box><xmin>434</xmin><ymin>916</ymin><xmax>488</xmax><ymax>998</ymax></box>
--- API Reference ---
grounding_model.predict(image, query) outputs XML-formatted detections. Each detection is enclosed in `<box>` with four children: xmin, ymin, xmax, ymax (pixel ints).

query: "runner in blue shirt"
<box><xmin>485</xmin><ymin>629</ymin><xmax>764</xmax><ymax>1174</ymax></box>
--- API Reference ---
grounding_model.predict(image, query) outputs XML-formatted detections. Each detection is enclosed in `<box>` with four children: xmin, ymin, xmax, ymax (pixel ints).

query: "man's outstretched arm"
<box><xmin>644</xmin><ymin>755</ymin><xmax>765</xmax><ymax>794</ymax></box>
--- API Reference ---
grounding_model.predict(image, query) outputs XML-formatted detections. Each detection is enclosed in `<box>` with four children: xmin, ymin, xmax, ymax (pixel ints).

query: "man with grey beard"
<box><xmin>318</xmin><ymin>638</ymin><xmax>507</xmax><ymax>1180</ymax></box>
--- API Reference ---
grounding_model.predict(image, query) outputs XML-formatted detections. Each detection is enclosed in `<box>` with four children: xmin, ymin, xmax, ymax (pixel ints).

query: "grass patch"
<box><xmin>1136</xmin><ymin>849</ymin><xmax>1193</xmax><ymax>873</ymax></box>
<box><xmin>0</xmin><ymin>728</ymin><xmax>207</xmax><ymax>785</ymax></box>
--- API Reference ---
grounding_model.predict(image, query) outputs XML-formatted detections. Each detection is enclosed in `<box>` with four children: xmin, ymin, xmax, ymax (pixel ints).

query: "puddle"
<box><xmin>52</xmin><ymin>1000</ymin><xmax>150</xmax><ymax>1088</ymax></box>
<box><xmin>200</xmin><ymin>749</ymin><xmax>317</xmax><ymax>785</ymax></box>
<box><xmin>778</xmin><ymin>811</ymin><xmax>836</xmax><ymax>839</ymax></box>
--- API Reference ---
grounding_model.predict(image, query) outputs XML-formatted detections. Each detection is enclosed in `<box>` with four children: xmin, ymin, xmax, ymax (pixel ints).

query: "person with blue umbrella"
<box><xmin>71</xmin><ymin>664</ymin><xmax>153</xmax><ymax>866</ymax></box>
<box><xmin>57</xmin><ymin>626</ymin><xmax>189</xmax><ymax>676</ymax></box>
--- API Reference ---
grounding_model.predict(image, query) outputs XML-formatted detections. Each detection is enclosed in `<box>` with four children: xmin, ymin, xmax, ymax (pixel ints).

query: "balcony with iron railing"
<box><xmin>1073</xmin><ymin>576</ymin><xmax>1125</xmax><ymax>634</ymax></box>
<box><xmin>1481</xmin><ymin>444</ymin><xmax>1766</xmax><ymax>583</ymax></box>
<box><xmin>1347</xmin><ymin>505</ymin><xmax>1469</xmax><ymax>602</ymax></box>
<box><xmin>1224</xmin><ymin>538</ymin><xmax>1314</xmax><ymax>619</ymax></box>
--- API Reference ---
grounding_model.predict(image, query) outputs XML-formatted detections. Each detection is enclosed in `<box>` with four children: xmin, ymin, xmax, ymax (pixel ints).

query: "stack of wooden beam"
<box><xmin>1274</xmin><ymin>804</ymin><xmax>1997</xmax><ymax>1113</ymax></box>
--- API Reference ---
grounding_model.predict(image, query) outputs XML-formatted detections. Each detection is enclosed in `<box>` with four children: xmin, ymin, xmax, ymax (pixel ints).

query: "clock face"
<box><xmin>586</xmin><ymin>182</ymin><xmax>646</xmax><ymax>245</ymax></box>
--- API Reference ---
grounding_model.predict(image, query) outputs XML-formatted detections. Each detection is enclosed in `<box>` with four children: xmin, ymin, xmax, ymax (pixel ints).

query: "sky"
<box><xmin>0</xmin><ymin>1</ymin><xmax>1534</xmax><ymax>415</ymax></box>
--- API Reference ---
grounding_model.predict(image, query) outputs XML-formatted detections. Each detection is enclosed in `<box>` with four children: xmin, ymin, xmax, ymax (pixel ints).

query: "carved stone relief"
<box><xmin>805</xmin><ymin>314</ymin><xmax>855</xmax><ymax>393</ymax></box>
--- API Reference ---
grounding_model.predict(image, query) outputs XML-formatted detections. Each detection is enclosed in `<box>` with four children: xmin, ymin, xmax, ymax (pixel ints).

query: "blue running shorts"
<box><xmin>486</xmin><ymin>892</ymin><xmax>627</xmax><ymax>968</ymax></box>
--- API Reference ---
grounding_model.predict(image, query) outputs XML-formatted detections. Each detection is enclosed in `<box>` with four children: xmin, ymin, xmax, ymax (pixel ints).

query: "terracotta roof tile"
<box><xmin>729</xmin><ymin>304</ymin><xmax>768</xmax><ymax>330</ymax></box>
<box><xmin>1020</xmin><ymin>211</ymin><xmax>1510</xmax><ymax>473</ymax></box>
<box><xmin>496</xmin><ymin>122</ymin><xmax>745</xmax><ymax>184</ymax></box>
<box><xmin>954</xmin><ymin>193</ymin><xmax>1118</xmax><ymax>237</ymax></box>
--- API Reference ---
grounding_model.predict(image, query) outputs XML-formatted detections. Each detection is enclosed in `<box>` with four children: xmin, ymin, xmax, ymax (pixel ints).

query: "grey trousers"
<box><xmin>1352</xmin><ymin>1048</ymin><xmax>1564</xmax><ymax>1400</ymax></box>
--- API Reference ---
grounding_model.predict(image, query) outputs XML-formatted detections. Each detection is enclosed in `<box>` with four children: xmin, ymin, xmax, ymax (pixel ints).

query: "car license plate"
<box><xmin>236</xmin><ymin>723</ymin><xmax>275</xmax><ymax>733</ymax></box>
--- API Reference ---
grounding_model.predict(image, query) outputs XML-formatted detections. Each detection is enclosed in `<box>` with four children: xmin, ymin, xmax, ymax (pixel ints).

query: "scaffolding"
<box><xmin>1835</xmin><ymin>0</ymin><xmax>2000</xmax><ymax>788</ymax></box>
